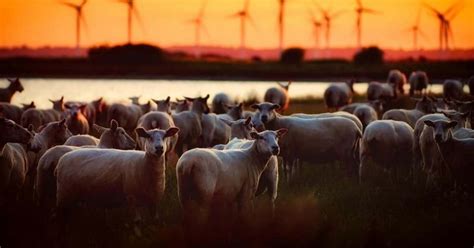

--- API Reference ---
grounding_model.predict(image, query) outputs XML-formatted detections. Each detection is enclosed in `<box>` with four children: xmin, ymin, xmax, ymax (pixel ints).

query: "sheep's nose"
<box><xmin>155</xmin><ymin>146</ymin><xmax>164</xmax><ymax>155</ymax></box>
<box><xmin>261</xmin><ymin>115</ymin><xmax>268</xmax><ymax>123</ymax></box>
<box><xmin>271</xmin><ymin>145</ymin><xmax>280</xmax><ymax>155</ymax></box>
<box><xmin>434</xmin><ymin>134</ymin><xmax>442</xmax><ymax>143</ymax></box>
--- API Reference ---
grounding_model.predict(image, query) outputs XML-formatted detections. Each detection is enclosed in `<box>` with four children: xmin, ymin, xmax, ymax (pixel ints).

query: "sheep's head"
<box><xmin>186</xmin><ymin>94</ymin><xmax>210</xmax><ymax>114</ymax></box>
<box><xmin>92</xmin><ymin>97</ymin><xmax>107</xmax><ymax>113</ymax></box>
<box><xmin>8</xmin><ymin>78</ymin><xmax>24</xmax><ymax>93</ymax></box>
<box><xmin>49</xmin><ymin>96</ymin><xmax>65</xmax><ymax>112</ymax></box>
<box><xmin>0</xmin><ymin>117</ymin><xmax>33</xmax><ymax>145</ymax></box>
<box><xmin>153</xmin><ymin>97</ymin><xmax>172</xmax><ymax>114</ymax></box>
<box><xmin>424</xmin><ymin>120</ymin><xmax>457</xmax><ymax>144</ymax></box>
<box><xmin>174</xmin><ymin>99</ymin><xmax>191</xmax><ymax>113</ymax></box>
<box><xmin>65</xmin><ymin>103</ymin><xmax>87</xmax><ymax>120</ymax></box>
<box><xmin>225</xmin><ymin>103</ymin><xmax>244</xmax><ymax>120</ymax></box>
<box><xmin>40</xmin><ymin>119</ymin><xmax>73</xmax><ymax>147</ymax></box>
<box><xmin>22</xmin><ymin>101</ymin><xmax>36</xmax><ymax>111</ymax></box>
<box><xmin>222</xmin><ymin>116</ymin><xmax>254</xmax><ymax>139</ymax></box>
<box><xmin>414</xmin><ymin>96</ymin><xmax>436</xmax><ymax>114</ymax></box>
<box><xmin>250</xmin><ymin>129</ymin><xmax>287</xmax><ymax>156</ymax></box>
<box><xmin>136</xmin><ymin>127</ymin><xmax>179</xmax><ymax>157</ymax></box>
<box><xmin>441</xmin><ymin>110</ymin><xmax>470</xmax><ymax>129</ymax></box>
<box><xmin>251</xmin><ymin>102</ymin><xmax>280</xmax><ymax>125</ymax></box>
<box><xmin>94</xmin><ymin>119</ymin><xmax>136</xmax><ymax>150</ymax></box>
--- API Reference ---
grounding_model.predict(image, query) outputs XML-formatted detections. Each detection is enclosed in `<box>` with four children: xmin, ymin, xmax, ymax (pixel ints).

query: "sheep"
<box><xmin>176</xmin><ymin>129</ymin><xmax>286</xmax><ymax>223</ymax></box>
<box><xmin>108</xmin><ymin>102</ymin><xmax>143</xmax><ymax>134</ymax></box>
<box><xmin>21</xmin><ymin>101</ymin><xmax>36</xmax><ymax>111</ymax></box>
<box><xmin>21</xmin><ymin>107</ymin><xmax>63</xmax><ymax>132</ymax></box>
<box><xmin>382</xmin><ymin>96</ymin><xmax>437</xmax><ymax>128</ymax></box>
<box><xmin>0</xmin><ymin>103</ymin><xmax>23</xmax><ymax>123</ymax></box>
<box><xmin>453</xmin><ymin>100</ymin><xmax>474</xmax><ymax>128</ymax></box>
<box><xmin>171</xmin><ymin>96</ymin><xmax>206</xmax><ymax>156</ymax></box>
<box><xmin>91</xmin><ymin>97</ymin><xmax>108</xmax><ymax>127</ymax></box>
<box><xmin>64</xmin><ymin>135</ymin><xmax>100</xmax><ymax>147</ymax></box>
<box><xmin>0</xmin><ymin>78</ymin><xmax>24</xmax><ymax>103</ymax></box>
<box><xmin>217</xmin><ymin>103</ymin><xmax>243</xmax><ymax>122</ymax></box>
<box><xmin>35</xmin><ymin>119</ymin><xmax>136</xmax><ymax>208</ymax></box>
<box><xmin>443</xmin><ymin>79</ymin><xmax>464</xmax><ymax>100</ymax></box>
<box><xmin>49</xmin><ymin>96</ymin><xmax>65</xmax><ymax>112</ymax></box>
<box><xmin>64</xmin><ymin>103</ymin><xmax>90</xmax><ymax>135</ymax></box>
<box><xmin>56</xmin><ymin>127</ymin><xmax>179</xmax><ymax>222</ymax></box>
<box><xmin>340</xmin><ymin>100</ymin><xmax>383</xmax><ymax>116</ymax></box>
<box><xmin>219</xmin><ymin>116</ymin><xmax>253</xmax><ymax>140</ymax></box>
<box><xmin>291</xmin><ymin>111</ymin><xmax>363</xmax><ymax>133</ymax></box>
<box><xmin>468</xmin><ymin>76</ymin><xmax>474</xmax><ymax>96</ymax></box>
<box><xmin>423</xmin><ymin>120</ymin><xmax>474</xmax><ymax>191</ymax></box>
<box><xmin>359</xmin><ymin>120</ymin><xmax>414</xmax><ymax>183</ymax></box>
<box><xmin>173</xmin><ymin>98</ymin><xmax>191</xmax><ymax>113</ymax></box>
<box><xmin>409</xmin><ymin>71</ymin><xmax>429</xmax><ymax>96</ymax></box>
<box><xmin>152</xmin><ymin>96</ymin><xmax>172</xmax><ymax>114</ymax></box>
<box><xmin>387</xmin><ymin>69</ymin><xmax>407</xmax><ymax>95</ymax></box>
<box><xmin>212</xmin><ymin>93</ymin><xmax>232</xmax><ymax>114</ymax></box>
<box><xmin>0</xmin><ymin>118</ymin><xmax>33</xmax><ymax>203</ymax></box>
<box><xmin>253</xmin><ymin>102</ymin><xmax>361</xmax><ymax>177</ymax></box>
<box><xmin>264</xmin><ymin>81</ymin><xmax>291</xmax><ymax>113</ymax></box>
<box><xmin>367</xmin><ymin>81</ymin><xmax>397</xmax><ymax>101</ymax></box>
<box><xmin>129</xmin><ymin>96</ymin><xmax>155</xmax><ymax>114</ymax></box>
<box><xmin>324</xmin><ymin>80</ymin><xmax>355</xmax><ymax>110</ymax></box>
<box><xmin>353</xmin><ymin>104</ymin><xmax>378</xmax><ymax>130</ymax></box>
<box><xmin>136</xmin><ymin>111</ymin><xmax>177</xmax><ymax>159</ymax></box>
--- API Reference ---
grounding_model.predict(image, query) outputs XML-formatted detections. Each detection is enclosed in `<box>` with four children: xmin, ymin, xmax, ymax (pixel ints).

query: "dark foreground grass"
<box><xmin>1</xmin><ymin>95</ymin><xmax>473</xmax><ymax>248</ymax></box>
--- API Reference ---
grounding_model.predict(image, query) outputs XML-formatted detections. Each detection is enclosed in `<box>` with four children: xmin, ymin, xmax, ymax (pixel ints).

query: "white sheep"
<box><xmin>352</xmin><ymin>105</ymin><xmax>378</xmax><ymax>131</ymax></box>
<box><xmin>137</xmin><ymin>111</ymin><xmax>177</xmax><ymax>159</ymax></box>
<box><xmin>359</xmin><ymin>120</ymin><xmax>414</xmax><ymax>183</ymax></box>
<box><xmin>367</xmin><ymin>81</ymin><xmax>397</xmax><ymax>101</ymax></box>
<box><xmin>108</xmin><ymin>102</ymin><xmax>143</xmax><ymax>134</ymax></box>
<box><xmin>387</xmin><ymin>69</ymin><xmax>407</xmax><ymax>95</ymax></box>
<box><xmin>443</xmin><ymin>79</ymin><xmax>464</xmax><ymax>100</ymax></box>
<box><xmin>382</xmin><ymin>96</ymin><xmax>437</xmax><ymax>128</ymax></box>
<box><xmin>176</xmin><ymin>129</ymin><xmax>286</xmax><ymax>222</ymax></box>
<box><xmin>291</xmin><ymin>111</ymin><xmax>363</xmax><ymax>133</ymax></box>
<box><xmin>56</xmin><ymin>127</ymin><xmax>179</xmax><ymax>222</ymax></box>
<box><xmin>152</xmin><ymin>96</ymin><xmax>172</xmax><ymax>115</ymax></box>
<box><xmin>264</xmin><ymin>82</ymin><xmax>291</xmax><ymax>113</ymax></box>
<box><xmin>409</xmin><ymin>71</ymin><xmax>429</xmax><ymax>96</ymax></box>
<box><xmin>217</xmin><ymin>103</ymin><xmax>243</xmax><ymax>122</ymax></box>
<box><xmin>64</xmin><ymin>135</ymin><xmax>99</xmax><ymax>147</ymax></box>
<box><xmin>323</xmin><ymin>81</ymin><xmax>354</xmax><ymax>110</ymax></box>
<box><xmin>212</xmin><ymin>93</ymin><xmax>232</xmax><ymax>114</ymax></box>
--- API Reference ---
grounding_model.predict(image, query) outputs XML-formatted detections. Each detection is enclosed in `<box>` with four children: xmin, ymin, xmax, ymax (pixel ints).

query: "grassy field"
<box><xmin>1</xmin><ymin>95</ymin><xmax>473</xmax><ymax>248</ymax></box>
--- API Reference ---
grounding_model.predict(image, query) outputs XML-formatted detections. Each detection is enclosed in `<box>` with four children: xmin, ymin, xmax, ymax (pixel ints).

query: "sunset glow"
<box><xmin>1</xmin><ymin>0</ymin><xmax>473</xmax><ymax>50</ymax></box>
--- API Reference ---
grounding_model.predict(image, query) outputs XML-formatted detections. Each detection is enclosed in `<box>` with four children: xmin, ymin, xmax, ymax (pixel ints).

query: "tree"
<box><xmin>88</xmin><ymin>44</ymin><xmax>166</xmax><ymax>64</ymax></box>
<box><xmin>280</xmin><ymin>47</ymin><xmax>305</xmax><ymax>64</ymax></box>
<box><xmin>353</xmin><ymin>46</ymin><xmax>384</xmax><ymax>65</ymax></box>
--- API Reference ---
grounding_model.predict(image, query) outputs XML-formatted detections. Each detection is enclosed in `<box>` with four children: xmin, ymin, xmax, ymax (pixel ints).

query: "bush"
<box><xmin>353</xmin><ymin>46</ymin><xmax>384</xmax><ymax>65</ymax></box>
<box><xmin>280</xmin><ymin>47</ymin><xmax>305</xmax><ymax>64</ymax></box>
<box><xmin>88</xmin><ymin>44</ymin><xmax>166</xmax><ymax>64</ymax></box>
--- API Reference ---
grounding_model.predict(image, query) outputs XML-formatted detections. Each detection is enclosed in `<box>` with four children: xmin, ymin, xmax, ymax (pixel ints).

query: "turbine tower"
<box><xmin>313</xmin><ymin>1</ymin><xmax>344</xmax><ymax>50</ymax></box>
<box><xmin>354</xmin><ymin>0</ymin><xmax>380</xmax><ymax>49</ymax></box>
<box><xmin>408</xmin><ymin>7</ymin><xmax>425</xmax><ymax>51</ymax></box>
<box><xmin>190</xmin><ymin>0</ymin><xmax>209</xmax><ymax>59</ymax></box>
<box><xmin>425</xmin><ymin>1</ymin><xmax>464</xmax><ymax>51</ymax></box>
<box><xmin>116</xmin><ymin>0</ymin><xmax>142</xmax><ymax>44</ymax></box>
<box><xmin>230</xmin><ymin>0</ymin><xmax>256</xmax><ymax>59</ymax></box>
<box><xmin>60</xmin><ymin>0</ymin><xmax>88</xmax><ymax>49</ymax></box>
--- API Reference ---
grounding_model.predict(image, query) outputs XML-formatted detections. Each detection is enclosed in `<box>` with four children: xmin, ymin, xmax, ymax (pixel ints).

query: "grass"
<box><xmin>1</xmin><ymin>95</ymin><xmax>473</xmax><ymax>248</ymax></box>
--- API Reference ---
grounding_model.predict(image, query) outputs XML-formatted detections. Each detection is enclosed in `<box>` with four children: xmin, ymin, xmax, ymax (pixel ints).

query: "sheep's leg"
<box><xmin>127</xmin><ymin>196</ymin><xmax>143</xmax><ymax>237</ymax></box>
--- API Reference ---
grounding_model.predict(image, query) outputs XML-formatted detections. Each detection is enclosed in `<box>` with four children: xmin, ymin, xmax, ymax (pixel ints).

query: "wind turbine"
<box><xmin>354</xmin><ymin>0</ymin><xmax>380</xmax><ymax>49</ymax></box>
<box><xmin>424</xmin><ymin>1</ymin><xmax>464</xmax><ymax>51</ymax></box>
<box><xmin>307</xmin><ymin>7</ymin><xmax>322</xmax><ymax>57</ymax></box>
<box><xmin>313</xmin><ymin>1</ymin><xmax>344</xmax><ymax>50</ymax></box>
<box><xmin>60</xmin><ymin>0</ymin><xmax>88</xmax><ymax>49</ymax></box>
<box><xmin>115</xmin><ymin>0</ymin><xmax>143</xmax><ymax>44</ymax></box>
<box><xmin>408</xmin><ymin>7</ymin><xmax>426</xmax><ymax>51</ymax></box>
<box><xmin>230</xmin><ymin>0</ymin><xmax>256</xmax><ymax>59</ymax></box>
<box><xmin>189</xmin><ymin>0</ymin><xmax>209</xmax><ymax>59</ymax></box>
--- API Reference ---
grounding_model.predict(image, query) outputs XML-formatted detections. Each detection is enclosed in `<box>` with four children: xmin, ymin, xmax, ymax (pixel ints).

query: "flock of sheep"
<box><xmin>1</xmin><ymin>73</ymin><xmax>474</xmax><ymax>231</ymax></box>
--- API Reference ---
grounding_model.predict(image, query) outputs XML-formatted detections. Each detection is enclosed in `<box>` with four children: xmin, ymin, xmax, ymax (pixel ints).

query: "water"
<box><xmin>1</xmin><ymin>78</ymin><xmax>448</xmax><ymax>109</ymax></box>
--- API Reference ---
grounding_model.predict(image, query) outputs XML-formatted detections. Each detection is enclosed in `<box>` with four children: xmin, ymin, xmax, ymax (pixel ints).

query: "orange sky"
<box><xmin>0</xmin><ymin>0</ymin><xmax>473</xmax><ymax>50</ymax></box>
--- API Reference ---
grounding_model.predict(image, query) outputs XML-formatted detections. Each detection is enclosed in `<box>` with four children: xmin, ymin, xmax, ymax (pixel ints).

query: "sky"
<box><xmin>0</xmin><ymin>0</ymin><xmax>473</xmax><ymax>50</ymax></box>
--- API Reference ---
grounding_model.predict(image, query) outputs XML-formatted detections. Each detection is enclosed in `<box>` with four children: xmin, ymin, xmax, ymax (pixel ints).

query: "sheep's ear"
<box><xmin>165</xmin><ymin>96</ymin><xmax>170</xmax><ymax>103</ymax></box>
<box><xmin>79</xmin><ymin>104</ymin><xmax>87</xmax><ymax>112</ymax></box>
<box><xmin>93</xmin><ymin>124</ymin><xmax>107</xmax><ymax>135</ymax></box>
<box><xmin>204</xmin><ymin>94</ymin><xmax>210</xmax><ymax>101</ymax></box>
<box><xmin>276</xmin><ymin>128</ymin><xmax>288</xmax><ymax>138</ymax></box>
<box><xmin>49</xmin><ymin>99</ymin><xmax>55</xmax><ymax>104</ymax></box>
<box><xmin>244</xmin><ymin>116</ymin><xmax>252</xmax><ymax>126</ymax></box>
<box><xmin>165</xmin><ymin>127</ymin><xmax>180</xmax><ymax>137</ymax></box>
<box><xmin>135</xmin><ymin>128</ymin><xmax>150</xmax><ymax>138</ymax></box>
<box><xmin>184</xmin><ymin>96</ymin><xmax>195</xmax><ymax>101</ymax></box>
<box><xmin>250</xmin><ymin>104</ymin><xmax>260</xmax><ymax>110</ymax></box>
<box><xmin>221</xmin><ymin>119</ymin><xmax>234</xmax><ymax>127</ymax></box>
<box><xmin>250</xmin><ymin>131</ymin><xmax>261</xmax><ymax>140</ymax></box>
<box><xmin>151</xmin><ymin>99</ymin><xmax>160</xmax><ymax>105</ymax></box>
<box><xmin>28</xmin><ymin>124</ymin><xmax>34</xmax><ymax>132</ymax></box>
<box><xmin>447</xmin><ymin>121</ymin><xmax>458</xmax><ymax>129</ymax></box>
<box><xmin>58</xmin><ymin>118</ymin><xmax>67</xmax><ymax>127</ymax></box>
<box><xmin>271</xmin><ymin>104</ymin><xmax>281</xmax><ymax>110</ymax></box>
<box><xmin>110</xmin><ymin>119</ymin><xmax>118</xmax><ymax>131</ymax></box>
<box><xmin>424</xmin><ymin>120</ymin><xmax>435</xmax><ymax>127</ymax></box>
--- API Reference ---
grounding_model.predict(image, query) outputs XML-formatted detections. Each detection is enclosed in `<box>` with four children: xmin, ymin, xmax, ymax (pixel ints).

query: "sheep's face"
<box><xmin>49</xmin><ymin>97</ymin><xmax>65</xmax><ymax>112</ymax></box>
<box><xmin>65</xmin><ymin>104</ymin><xmax>87</xmax><ymax>120</ymax></box>
<box><xmin>8</xmin><ymin>78</ymin><xmax>24</xmax><ymax>93</ymax></box>
<box><xmin>41</xmin><ymin>119</ymin><xmax>73</xmax><ymax>146</ymax></box>
<box><xmin>154</xmin><ymin>97</ymin><xmax>171</xmax><ymax>114</ymax></box>
<box><xmin>175</xmin><ymin>99</ymin><xmax>191</xmax><ymax>113</ymax></box>
<box><xmin>140</xmin><ymin>101</ymin><xmax>153</xmax><ymax>114</ymax></box>
<box><xmin>0</xmin><ymin>118</ymin><xmax>33</xmax><ymax>145</ymax></box>
<box><xmin>22</xmin><ymin>102</ymin><xmax>36</xmax><ymax>111</ymax></box>
<box><xmin>98</xmin><ymin>120</ymin><xmax>136</xmax><ymax>150</ymax></box>
<box><xmin>223</xmin><ymin>117</ymin><xmax>254</xmax><ymax>139</ymax></box>
<box><xmin>424</xmin><ymin>120</ymin><xmax>457</xmax><ymax>144</ymax></box>
<box><xmin>250</xmin><ymin>129</ymin><xmax>287</xmax><ymax>156</ymax></box>
<box><xmin>442</xmin><ymin>111</ymin><xmax>469</xmax><ymax>128</ymax></box>
<box><xmin>226</xmin><ymin>103</ymin><xmax>243</xmax><ymax>119</ymax></box>
<box><xmin>187</xmin><ymin>95</ymin><xmax>210</xmax><ymax>114</ymax></box>
<box><xmin>136</xmin><ymin>127</ymin><xmax>180</xmax><ymax>157</ymax></box>
<box><xmin>415</xmin><ymin>96</ymin><xmax>436</xmax><ymax>114</ymax></box>
<box><xmin>92</xmin><ymin>97</ymin><xmax>106</xmax><ymax>113</ymax></box>
<box><xmin>251</xmin><ymin>102</ymin><xmax>280</xmax><ymax>125</ymax></box>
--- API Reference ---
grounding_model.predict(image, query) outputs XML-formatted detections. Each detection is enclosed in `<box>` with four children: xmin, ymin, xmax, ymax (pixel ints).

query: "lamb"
<box><xmin>176</xmin><ymin>129</ymin><xmax>286</xmax><ymax>222</ymax></box>
<box><xmin>387</xmin><ymin>69</ymin><xmax>407</xmax><ymax>95</ymax></box>
<box><xmin>56</xmin><ymin>127</ymin><xmax>179</xmax><ymax>221</ymax></box>
<box><xmin>212</xmin><ymin>93</ymin><xmax>232</xmax><ymax>114</ymax></box>
<box><xmin>152</xmin><ymin>96</ymin><xmax>172</xmax><ymax>114</ymax></box>
<box><xmin>409</xmin><ymin>71</ymin><xmax>429</xmax><ymax>96</ymax></box>
<box><xmin>64</xmin><ymin>103</ymin><xmax>90</xmax><ymax>135</ymax></box>
<box><xmin>65</xmin><ymin>100</ymin><xmax>98</xmax><ymax>128</ymax></box>
<box><xmin>0</xmin><ymin>78</ymin><xmax>24</xmax><ymax>103</ymax></box>
<box><xmin>423</xmin><ymin>120</ymin><xmax>474</xmax><ymax>191</ymax></box>
<box><xmin>0</xmin><ymin>118</ymin><xmax>33</xmax><ymax>203</ymax></box>
<box><xmin>21</xmin><ymin>107</ymin><xmax>63</xmax><ymax>132</ymax></box>
<box><xmin>264</xmin><ymin>81</ymin><xmax>291</xmax><ymax>113</ymax></box>
<box><xmin>253</xmin><ymin>103</ymin><xmax>361</xmax><ymax>177</ymax></box>
<box><xmin>64</xmin><ymin>135</ymin><xmax>100</xmax><ymax>147</ymax></box>
<box><xmin>367</xmin><ymin>81</ymin><xmax>397</xmax><ymax>101</ymax></box>
<box><xmin>359</xmin><ymin>120</ymin><xmax>414</xmax><ymax>183</ymax></box>
<box><xmin>0</xmin><ymin>103</ymin><xmax>23</xmax><ymax>123</ymax></box>
<box><xmin>382</xmin><ymin>96</ymin><xmax>437</xmax><ymax>128</ymax></box>
<box><xmin>136</xmin><ymin>111</ymin><xmax>177</xmax><ymax>159</ymax></box>
<box><xmin>443</xmin><ymin>79</ymin><xmax>464</xmax><ymax>100</ymax></box>
<box><xmin>217</xmin><ymin>103</ymin><xmax>243</xmax><ymax>122</ymax></box>
<box><xmin>323</xmin><ymin>80</ymin><xmax>354</xmax><ymax>110</ymax></box>
<box><xmin>35</xmin><ymin>119</ymin><xmax>136</xmax><ymax>208</ymax></box>
<box><xmin>108</xmin><ymin>102</ymin><xmax>143</xmax><ymax>134</ymax></box>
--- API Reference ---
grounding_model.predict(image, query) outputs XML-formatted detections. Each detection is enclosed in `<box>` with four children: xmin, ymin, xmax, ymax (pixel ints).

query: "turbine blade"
<box><xmin>199</xmin><ymin>0</ymin><xmax>208</xmax><ymax>19</ymax></box>
<box><xmin>312</xmin><ymin>0</ymin><xmax>325</xmax><ymax>14</ymax></box>
<box><xmin>246</xmin><ymin>14</ymin><xmax>258</xmax><ymax>31</ymax></box>
<box><xmin>444</xmin><ymin>0</ymin><xmax>463</xmax><ymax>16</ymax></box>
<box><xmin>81</xmin><ymin>0</ymin><xmax>88</xmax><ymax>7</ymax></box>
<box><xmin>133</xmin><ymin>6</ymin><xmax>146</xmax><ymax>35</ymax></box>
<box><xmin>80</xmin><ymin>12</ymin><xmax>89</xmax><ymax>40</ymax></box>
<box><xmin>423</xmin><ymin>3</ymin><xmax>442</xmax><ymax>15</ymax></box>
<box><xmin>418</xmin><ymin>28</ymin><xmax>429</xmax><ymax>41</ymax></box>
<box><xmin>447</xmin><ymin>6</ymin><xmax>463</xmax><ymax>21</ymax></box>
<box><xmin>59</xmin><ymin>2</ymin><xmax>78</xmax><ymax>9</ymax></box>
<box><xmin>415</xmin><ymin>6</ymin><xmax>422</xmax><ymax>25</ymax></box>
<box><xmin>331</xmin><ymin>10</ymin><xmax>346</xmax><ymax>19</ymax></box>
<box><xmin>356</xmin><ymin>0</ymin><xmax>362</xmax><ymax>8</ymax></box>
<box><xmin>201</xmin><ymin>23</ymin><xmax>211</xmax><ymax>39</ymax></box>
<box><xmin>244</xmin><ymin>0</ymin><xmax>250</xmax><ymax>12</ymax></box>
<box><xmin>361</xmin><ymin>8</ymin><xmax>381</xmax><ymax>14</ymax></box>
<box><xmin>228</xmin><ymin>12</ymin><xmax>241</xmax><ymax>19</ymax></box>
